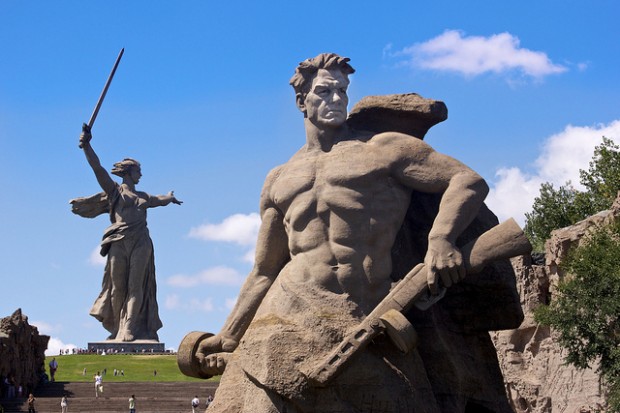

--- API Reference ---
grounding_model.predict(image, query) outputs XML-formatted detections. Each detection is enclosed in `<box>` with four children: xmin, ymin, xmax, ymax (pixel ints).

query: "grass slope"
<box><xmin>44</xmin><ymin>355</ymin><xmax>218</xmax><ymax>383</ymax></box>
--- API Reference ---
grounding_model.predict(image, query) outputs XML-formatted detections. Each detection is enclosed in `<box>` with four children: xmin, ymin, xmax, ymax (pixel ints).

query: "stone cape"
<box><xmin>349</xmin><ymin>93</ymin><xmax>523</xmax><ymax>334</ymax></box>
<box><xmin>364</xmin><ymin>94</ymin><xmax>523</xmax><ymax>411</ymax></box>
<box><xmin>208</xmin><ymin>94</ymin><xmax>523</xmax><ymax>413</ymax></box>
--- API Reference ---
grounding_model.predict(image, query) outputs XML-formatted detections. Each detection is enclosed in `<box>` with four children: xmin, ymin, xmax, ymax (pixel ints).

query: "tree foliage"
<box><xmin>525</xmin><ymin>137</ymin><xmax>620</xmax><ymax>252</ymax></box>
<box><xmin>535</xmin><ymin>222</ymin><xmax>620</xmax><ymax>411</ymax></box>
<box><xmin>528</xmin><ymin>137</ymin><xmax>620</xmax><ymax>410</ymax></box>
<box><xmin>580</xmin><ymin>137</ymin><xmax>620</xmax><ymax>212</ymax></box>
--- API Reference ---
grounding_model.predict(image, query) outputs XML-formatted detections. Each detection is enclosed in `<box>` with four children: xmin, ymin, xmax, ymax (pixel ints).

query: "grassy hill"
<box><xmin>44</xmin><ymin>354</ymin><xmax>219</xmax><ymax>383</ymax></box>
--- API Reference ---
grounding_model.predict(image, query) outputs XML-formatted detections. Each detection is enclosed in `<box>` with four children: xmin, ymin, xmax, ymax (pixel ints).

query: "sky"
<box><xmin>1</xmin><ymin>1</ymin><xmax>619</xmax><ymax>356</ymax></box>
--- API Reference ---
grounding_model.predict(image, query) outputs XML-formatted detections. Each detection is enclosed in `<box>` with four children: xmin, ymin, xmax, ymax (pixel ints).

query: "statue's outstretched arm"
<box><xmin>149</xmin><ymin>191</ymin><xmax>183</xmax><ymax>207</ymax></box>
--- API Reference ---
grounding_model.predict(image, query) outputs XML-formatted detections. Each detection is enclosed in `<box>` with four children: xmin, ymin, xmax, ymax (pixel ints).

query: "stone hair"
<box><xmin>111</xmin><ymin>158</ymin><xmax>141</xmax><ymax>177</ymax></box>
<box><xmin>289</xmin><ymin>53</ymin><xmax>355</xmax><ymax>95</ymax></box>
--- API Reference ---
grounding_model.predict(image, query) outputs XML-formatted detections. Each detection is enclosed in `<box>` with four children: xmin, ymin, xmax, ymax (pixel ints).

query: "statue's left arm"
<box><xmin>386</xmin><ymin>134</ymin><xmax>489</xmax><ymax>294</ymax></box>
<box><xmin>148</xmin><ymin>191</ymin><xmax>183</xmax><ymax>207</ymax></box>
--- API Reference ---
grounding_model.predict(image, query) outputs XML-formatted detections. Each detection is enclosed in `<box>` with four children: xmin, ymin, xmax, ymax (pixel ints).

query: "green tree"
<box><xmin>524</xmin><ymin>182</ymin><xmax>590</xmax><ymax>251</ymax></box>
<box><xmin>525</xmin><ymin>137</ymin><xmax>620</xmax><ymax>252</ymax></box>
<box><xmin>535</xmin><ymin>222</ymin><xmax>620</xmax><ymax>411</ymax></box>
<box><xmin>580</xmin><ymin>137</ymin><xmax>620</xmax><ymax>212</ymax></box>
<box><xmin>527</xmin><ymin>137</ymin><xmax>620</xmax><ymax>409</ymax></box>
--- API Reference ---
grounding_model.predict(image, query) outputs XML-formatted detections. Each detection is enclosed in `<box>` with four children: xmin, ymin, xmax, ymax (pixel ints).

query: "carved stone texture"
<box><xmin>72</xmin><ymin>125</ymin><xmax>182</xmax><ymax>342</ymax></box>
<box><xmin>492</xmin><ymin>193</ymin><xmax>620</xmax><ymax>413</ymax></box>
<box><xmin>0</xmin><ymin>309</ymin><xmax>49</xmax><ymax>395</ymax></box>
<box><xmin>191</xmin><ymin>55</ymin><xmax>523</xmax><ymax>413</ymax></box>
<box><xmin>347</xmin><ymin>93</ymin><xmax>448</xmax><ymax>139</ymax></box>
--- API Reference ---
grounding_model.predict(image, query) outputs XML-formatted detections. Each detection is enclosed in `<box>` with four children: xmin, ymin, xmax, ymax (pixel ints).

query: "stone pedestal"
<box><xmin>87</xmin><ymin>340</ymin><xmax>165</xmax><ymax>354</ymax></box>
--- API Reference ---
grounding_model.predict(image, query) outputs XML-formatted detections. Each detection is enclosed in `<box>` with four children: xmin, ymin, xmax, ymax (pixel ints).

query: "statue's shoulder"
<box><xmin>261</xmin><ymin>163</ymin><xmax>288</xmax><ymax>198</ymax></box>
<box><xmin>265</xmin><ymin>162</ymin><xmax>287</xmax><ymax>182</ymax></box>
<box><xmin>364</xmin><ymin>131</ymin><xmax>430</xmax><ymax>158</ymax></box>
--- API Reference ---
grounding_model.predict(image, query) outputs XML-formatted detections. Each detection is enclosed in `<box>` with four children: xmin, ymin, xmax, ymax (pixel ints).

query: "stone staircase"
<box><xmin>0</xmin><ymin>381</ymin><xmax>218</xmax><ymax>413</ymax></box>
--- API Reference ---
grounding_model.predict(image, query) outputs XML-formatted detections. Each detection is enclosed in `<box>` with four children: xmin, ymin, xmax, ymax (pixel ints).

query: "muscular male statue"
<box><xmin>193</xmin><ymin>54</ymin><xmax>515</xmax><ymax>413</ymax></box>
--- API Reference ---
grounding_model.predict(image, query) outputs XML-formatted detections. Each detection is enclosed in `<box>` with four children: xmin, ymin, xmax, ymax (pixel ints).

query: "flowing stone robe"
<box><xmin>71</xmin><ymin>183</ymin><xmax>162</xmax><ymax>341</ymax></box>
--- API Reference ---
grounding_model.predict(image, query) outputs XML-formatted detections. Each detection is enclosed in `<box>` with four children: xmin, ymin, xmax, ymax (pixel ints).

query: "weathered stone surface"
<box><xmin>71</xmin><ymin>125</ymin><xmax>182</xmax><ymax>342</ymax></box>
<box><xmin>492</xmin><ymin>194</ymin><xmax>620</xmax><ymax>412</ymax></box>
<box><xmin>347</xmin><ymin>93</ymin><xmax>448</xmax><ymax>139</ymax></box>
<box><xmin>0</xmin><ymin>309</ymin><xmax>49</xmax><ymax>394</ymax></box>
<box><xmin>184</xmin><ymin>53</ymin><xmax>523</xmax><ymax>413</ymax></box>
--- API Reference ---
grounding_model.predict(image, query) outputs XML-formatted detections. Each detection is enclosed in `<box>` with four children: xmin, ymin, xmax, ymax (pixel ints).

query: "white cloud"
<box><xmin>31</xmin><ymin>321</ymin><xmax>77</xmax><ymax>356</ymax></box>
<box><xmin>189</xmin><ymin>298</ymin><xmax>214</xmax><ymax>313</ymax></box>
<box><xmin>189</xmin><ymin>213</ymin><xmax>261</xmax><ymax>264</ymax></box>
<box><xmin>167</xmin><ymin>266</ymin><xmax>245</xmax><ymax>287</ymax></box>
<box><xmin>225</xmin><ymin>297</ymin><xmax>238</xmax><ymax>310</ymax></box>
<box><xmin>577</xmin><ymin>62</ymin><xmax>589</xmax><ymax>72</ymax></box>
<box><xmin>165</xmin><ymin>294</ymin><xmax>181</xmax><ymax>310</ymax></box>
<box><xmin>165</xmin><ymin>294</ymin><xmax>216</xmax><ymax>313</ymax></box>
<box><xmin>486</xmin><ymin>168</ymin><xmax>543</xmax><ymax>226</ymax></box>
<box><xmin>393</xmin><ymin>30</ymin><xmax>567</xmax><ymax>79</ymax></box>
<box><xmin>189</xmin><ymin>213</ymin><xmax>261</xmax><ymax>246</ymax></box>
<box><xmin>89</xmin><ymin>245</ymin><xmax>106</xmax><ymax>266</ymax></box>
<box><xmin>242</xmin><ymin>247</ymin><xmax>256</xmax><ymax>264</ymax></box>
<box><xmin>486</xmin><ymin>120</ymin><xmax>620</xmax><ymax>225</ymax></box>
<box><xmin>46</xmin><ymin>337</ymin><xmax>77</xmax><ymax>356</ymax></box>
<box><xmin>31</xmin><ymin>320</ymin><xmax>56</xmax><ymax>335</ymax></box>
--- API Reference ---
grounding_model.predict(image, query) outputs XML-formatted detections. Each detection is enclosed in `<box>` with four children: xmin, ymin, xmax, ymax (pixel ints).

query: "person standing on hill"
<box><xmin>27</xmin><ymin>393</ymin><xmax>35</xmax><ymax>413</ymax></box>
<box><xmin>129</xmin><ymin>394</ymin><xmax>136</xmax><ymax>413</ymax></box>
<box><xmin>49</xmin><ymin>358</ymin><xmax>58</xmax><ymax>381</ymax></box>
<box><xmin>94</xmin><ymin>372</ymin><xmax>103</xmax><ymax>398</ymax></box>
<box><xmin>191</xmin><ymin>395</ymin><xmax>200</xmax><ymax>413</ymax></box>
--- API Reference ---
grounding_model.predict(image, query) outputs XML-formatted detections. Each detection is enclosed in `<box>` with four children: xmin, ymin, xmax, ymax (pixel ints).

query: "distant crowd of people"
<box><xmin>56</xmin><ymin>347</ymin><xmax>175</xmax><ymax>355</ymax></box>
<box><xmin>2</xmin><ymin>369</ymin><xmax>216</xmax><ymax>413</ymax></box>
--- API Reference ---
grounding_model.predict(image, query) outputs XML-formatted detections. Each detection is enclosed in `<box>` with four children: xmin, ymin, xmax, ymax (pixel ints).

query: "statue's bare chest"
<box><xmin>271</xmin><ymin>142</ymin><xmax>391</xmax><ymax>214</ymax></box>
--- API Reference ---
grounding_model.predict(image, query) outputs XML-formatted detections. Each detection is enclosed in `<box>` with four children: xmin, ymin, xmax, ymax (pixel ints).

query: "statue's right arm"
<box><xmin>79</xmin><ymin>124</ymin><xmax>116</xmax><ymax>195</ymax></box>
<box><xmin>196</xmin><ymin>169</ymin><xmax>290</xmax><ymax>376</ymax></box>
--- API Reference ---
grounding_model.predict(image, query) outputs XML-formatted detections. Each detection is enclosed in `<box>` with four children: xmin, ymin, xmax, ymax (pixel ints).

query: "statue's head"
<box><xmin>111</xmin><ymin>158</ymin><xmax>142</xmax><ymax>183</ymax></box>
<box><xmin>290</xmin><ymin>53</ymin><xmax>355</xmax><ymax>129</ymax></box>
<box><xmin>290</xmin><ymin>53</ymin><xmax>355</xmax><ymax>96</ymax></box>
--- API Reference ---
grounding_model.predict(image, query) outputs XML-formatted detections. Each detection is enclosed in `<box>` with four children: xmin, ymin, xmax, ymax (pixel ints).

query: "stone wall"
<box><xmin>493</xmin><ymin>198</ymin><xmax>620</xmax><ymax>412</ymax></box>
<box><xmin>0</xmin><ymin>308</ymin><xmax>49</xmax><ymax>395</ymax></box>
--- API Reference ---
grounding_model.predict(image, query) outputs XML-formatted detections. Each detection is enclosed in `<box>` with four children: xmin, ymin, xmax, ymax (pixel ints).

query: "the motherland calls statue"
<box><xmin>178</xmin><ymin>53</ymin><xmax>531</xmax><ymax>412</ymax></box>
<box><xmin>71</xmin><ymin>124</ymin><xmax>182</xmax><ymax>341</ymax></box>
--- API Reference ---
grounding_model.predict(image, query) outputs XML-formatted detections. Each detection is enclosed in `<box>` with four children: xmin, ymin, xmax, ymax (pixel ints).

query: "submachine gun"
<box><xmin>178</xmin><ymin>218</ymin><xmax>531</xmax><ymax>384</ymax></box>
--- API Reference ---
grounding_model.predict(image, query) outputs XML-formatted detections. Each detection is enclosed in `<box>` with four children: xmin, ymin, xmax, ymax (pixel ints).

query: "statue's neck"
<box><xmin>304</xmin><ymin>120</ymin><xmax>349</xmax><ymax>152</ymax></box>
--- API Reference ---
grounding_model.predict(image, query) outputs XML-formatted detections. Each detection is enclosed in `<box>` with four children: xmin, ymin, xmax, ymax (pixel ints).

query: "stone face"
<box><xmin>0</xmin><ymin>309</ymin><xmax>49</xmax><ymax>394</ymax></box>
<box><xmin>492</xmin><ymin>195</ymin><xmax>620</xmax><ymax>413</ymax></box>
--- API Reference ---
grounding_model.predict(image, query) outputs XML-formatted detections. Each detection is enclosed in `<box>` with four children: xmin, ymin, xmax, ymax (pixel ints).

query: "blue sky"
<box><xmin>1</xmin><ymin>1</ymin><xmax>619</xmax><ymax>355</ymax></box>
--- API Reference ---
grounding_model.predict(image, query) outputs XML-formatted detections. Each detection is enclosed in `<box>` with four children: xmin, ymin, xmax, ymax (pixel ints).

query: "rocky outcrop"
<box><xmin>0</xmin><ymin>309</ymin><xmax>49</xmax><ymax>394</ymax></box>
<box><xmin>493</xmin><ymin>195</ymin><xmax>620</xmax><ymax>412</ymax></box>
